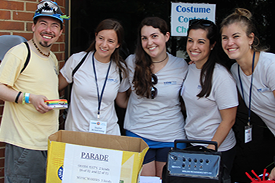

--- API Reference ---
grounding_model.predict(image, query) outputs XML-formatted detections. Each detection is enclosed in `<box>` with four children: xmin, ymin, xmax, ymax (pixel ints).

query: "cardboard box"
<box><xmin>46</xmin><ymin>130</ymin><xmax>148</xmax><ymax>183</ymax></box>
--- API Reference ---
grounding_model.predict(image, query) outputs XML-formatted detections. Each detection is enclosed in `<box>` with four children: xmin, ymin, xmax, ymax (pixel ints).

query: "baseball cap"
<box><xmin>33</xmin><ymin>0</ymin><xmax>70</xmax><ymax>23</ymax></box>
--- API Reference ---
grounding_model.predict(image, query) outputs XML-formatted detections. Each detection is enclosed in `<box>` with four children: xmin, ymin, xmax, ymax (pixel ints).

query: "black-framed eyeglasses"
<box><xmin>189</xmin><ymin>19</ymin><xmax>214</xmax><ymax>28</ymax></box>
<box><xmin>151</xmin><ymin>74</ymin><xmax>158</xmax><ymax>99</ymax></box>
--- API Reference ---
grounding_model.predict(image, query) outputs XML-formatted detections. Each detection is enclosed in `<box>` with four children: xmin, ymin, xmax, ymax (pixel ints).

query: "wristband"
<box><xmin>25</xmin><ymin>93</ymin><xmax>30</xmax><ymax>104</ymax></box>
<box><xmin>15</xmin><ymin>91</ymin><xmax>22</xmax><ymax>103</ymax></box>
<box><xmin>22</xmin><ymin>92</ymin><xmax>26</xmax><ymax>105</ymax></box>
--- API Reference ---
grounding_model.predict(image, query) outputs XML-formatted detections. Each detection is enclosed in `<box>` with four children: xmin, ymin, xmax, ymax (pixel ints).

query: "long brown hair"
<box><xmin>187</xmin><ymin>19</ymin><xmax>224</xmax><ymax>98</ymax></box>
<box><xmin>133</xmin><ymin>17</ymin><xmax>169</xmax><ymax>98</ymax></box>
<box><xmin>86</xmin><ymin>19</ymin><xmax>127</xmax><ymax>77</ymax></box>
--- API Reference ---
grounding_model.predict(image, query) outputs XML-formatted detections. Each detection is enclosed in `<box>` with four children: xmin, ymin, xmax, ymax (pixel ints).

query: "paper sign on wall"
<box><xmin>171</xmin><ymin>3</ymin><xmax>216</xmax><ymax>36</ymax></box>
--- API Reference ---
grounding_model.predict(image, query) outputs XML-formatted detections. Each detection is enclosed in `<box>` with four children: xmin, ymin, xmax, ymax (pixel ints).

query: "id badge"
<box><xmin>245</xmin><ymin>125</ymin><xmax>252</xmax><ymax>143</ymax></box>
<box><xmin>89</xmin><ymin>120</ymin><xmax>107</xmax><ymax>134</ymax></box>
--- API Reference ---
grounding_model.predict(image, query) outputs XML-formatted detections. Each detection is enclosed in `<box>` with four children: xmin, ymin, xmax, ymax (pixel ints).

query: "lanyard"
<box><xmin>92</xmin><ymin>52</ymin><xmax>112</xmax><ymax>119</ymax></box>
<box><xmin>238</xmin><ymin>51</ymin><xmax>255</xmax><ymax>126</ymax></box>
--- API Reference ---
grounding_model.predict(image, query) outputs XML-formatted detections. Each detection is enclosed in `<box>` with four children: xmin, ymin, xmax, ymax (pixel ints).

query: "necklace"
<box><xmin>152</xmin><ymin>54</ymin><xmax>168</xmax><ymax>63</ymax></box>
<box><xmin>32</xmin><ymin>39</ymin><xmax>50</xmax><ymax>57</ymax></box>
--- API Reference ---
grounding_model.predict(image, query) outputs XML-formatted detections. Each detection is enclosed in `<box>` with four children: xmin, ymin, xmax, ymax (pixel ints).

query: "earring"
<box><xmin>249</xmin><ymin>44</ymin><xmax>252</xmax><ymax>49</ymax></box>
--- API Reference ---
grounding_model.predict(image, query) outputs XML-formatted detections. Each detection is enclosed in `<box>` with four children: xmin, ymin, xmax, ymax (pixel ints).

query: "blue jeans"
<box><xmin>4</xmin><ymin>143</ymin><xmax>47</xmax><ymax>183</ymax></box>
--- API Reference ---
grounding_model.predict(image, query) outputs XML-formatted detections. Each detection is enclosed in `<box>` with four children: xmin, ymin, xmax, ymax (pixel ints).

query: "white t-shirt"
<box><xmin>60</xmin><ymin>51</ymin><xmax>129</xmax><ymax>135</ymax></box>
<box><xmin>231</xmin><ymin>51</ymin><xmax>275</xmax><ymax>136</ymax></box>
<box><xmin>182</xmin><ymin>63</ymin><xmax>238</xmax><ymax>152</ymax></box>
<box><xmin>124</xmin><ymin>53</ymin><xmax>188</xmax><ymax>142</ymax></box>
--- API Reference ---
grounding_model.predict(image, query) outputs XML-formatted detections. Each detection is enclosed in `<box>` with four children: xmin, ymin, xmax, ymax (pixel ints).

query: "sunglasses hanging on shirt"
<box><xmin>189</xmin><ymin>19</ymin><xmax>214</xmax><ymax>28</ymax></box>
<box><xmin>151</xmin><ymin>73</ymin><xmax>158</xmax><ymax>99</ymax></box>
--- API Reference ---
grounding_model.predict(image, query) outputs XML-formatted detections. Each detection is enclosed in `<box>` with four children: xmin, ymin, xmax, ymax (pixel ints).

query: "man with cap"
<box><xmin>0</xmin><ymin>0</ymin><xmax>69</xmax><ymax>182</ymax></box>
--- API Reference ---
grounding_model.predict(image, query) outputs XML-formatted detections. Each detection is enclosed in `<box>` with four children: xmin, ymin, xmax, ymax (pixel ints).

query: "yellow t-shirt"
<box><xmin>0</xmin><ymin>42</ymin><xmax>59</xmax><ymax>150</ymax></box>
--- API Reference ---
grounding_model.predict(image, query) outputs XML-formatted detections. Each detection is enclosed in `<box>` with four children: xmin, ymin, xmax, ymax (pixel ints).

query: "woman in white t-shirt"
<box><xmin>119</xmin><ymin>17</ymin><xmax>188</xmax><ymax>178</ymax></box>
<box><xmin>181</xmin><ymin>19</ymin><xmax>238</xmax><ymax>173</ymax></box>
<box><xmin>58</xmin><ymin>19</ymin><xmax>129</xmax><ymax>135</ymax></box>
<box><xmin>220</xmin><ymin>8</ymin><xmax>275</xmax><ymax>180</ymax></box>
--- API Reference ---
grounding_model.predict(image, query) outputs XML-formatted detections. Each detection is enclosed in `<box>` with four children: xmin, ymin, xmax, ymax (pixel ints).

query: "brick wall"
<box><xmin>0</xmin><ymin>0</ymin><xmax>68</xmax><ymax>182</ymax></box>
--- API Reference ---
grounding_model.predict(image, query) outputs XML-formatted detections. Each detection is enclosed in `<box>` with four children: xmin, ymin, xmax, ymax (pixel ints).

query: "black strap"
<box><xmin>72</xmin><ymin>52</ymin><xmax>123</xmax><ymax>83</ymax></box>
<box><xmin>72</xmin><ymin>51</ymin><xmax>89</xmax><ymax>81</ymax></box>
<box><xmin>21</xmin><ymin>42</ymin><xmax>30</xmax><ymax>73</ymax></box>
<box><xmin>62</xmin><ymin>52</ymin><xmax>89</xmax><ymax>121</ymax></box>
<box><xmin>119</xmin><ymin>68</ymin><xmax>122</xmax><ymax>83</ymax></box>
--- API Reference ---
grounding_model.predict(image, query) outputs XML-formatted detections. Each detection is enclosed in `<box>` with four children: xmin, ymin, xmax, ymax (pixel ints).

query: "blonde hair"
<box><xmin>221</xmin><ymin>8</ymin><xmax>267</xmax><ymax>52</ymax></box>
<box><xmin>235</xmin><ymin>8</ymin><xmax>252</xmax><ymax>19</ymax></box>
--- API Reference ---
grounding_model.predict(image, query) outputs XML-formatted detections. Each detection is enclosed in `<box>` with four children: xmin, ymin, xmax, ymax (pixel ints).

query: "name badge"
<box><xmin>89</xmin><ymin>120</ymin><xmax>107</xmax><ymax>134</ymax></box>
<box><xmin>245</xmin><ymin>125</ymin><xmax>252</xmax><ymax>143</ymax></box>
<box><xmin>164</xmin><ymin>81</ymin><xmax>176</xmax><ymax>85</ymax></box>
<box><xmin>257</xmin><ymin>88</ymin><xmax>271</xmax><ymax>92</ymax></box>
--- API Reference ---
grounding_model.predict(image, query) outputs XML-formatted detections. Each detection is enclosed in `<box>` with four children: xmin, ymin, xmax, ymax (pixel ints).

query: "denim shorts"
<box><xmin>125</xmin><ymin>130</ymin><xmax>186</xmax><ymax>164</ymax></box>
<box><xmin>4</xmin><ymin>143</ymin><xmax>47</xmax><ymax>183</ymax></box>
<box><xmin>143</xmin><ymin>147</ymin><xmax>171</xmax><ymax>164</ymax></box>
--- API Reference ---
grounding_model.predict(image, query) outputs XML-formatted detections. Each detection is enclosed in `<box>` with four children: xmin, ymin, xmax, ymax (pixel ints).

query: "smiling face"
<box><xmin>94</xmin><ymin>29</ymin><xmax>120</xmax><ymax>63</ymax></box>
<box><xmin>141</xmin><ymin>25</ymin><xmax>170</xmax><ymax>62</ymax></box>
<box><xmin>186</xmin><ymin>29</ymin><xmax>214</xmax><ymax>69</ymax></box>
<box><xmin>221</xmin><ymin>22</ymin><xmax>254</xmax><ymax>62</ymax></box>
<box><xmin>32</xmin><ymin>16</ymin><xmax>63</xmax><ymax>48</ymax></box>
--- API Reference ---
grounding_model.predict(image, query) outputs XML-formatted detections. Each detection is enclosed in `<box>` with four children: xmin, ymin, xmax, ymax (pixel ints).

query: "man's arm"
<box><xmin>0</xmin><ymin>82</ymin><xmax>53</xmax><ymax>113</ymax></box>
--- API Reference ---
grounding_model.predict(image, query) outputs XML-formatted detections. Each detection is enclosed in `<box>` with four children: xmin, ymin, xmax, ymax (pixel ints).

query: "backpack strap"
<box><xmin>72</xmin><ymin>51</ymin><xmax>89</xmax><ymax>81</ymax></box>
<box><xmin>62</xmin><ymin>51</ymin><xmax>90</xmax><ymax>121</ymax></box>
<box><xmin>20</xmin><ymin>42</ymin><xmax>30</xmax><ymax>73</ymax></box>
<box><xmin>71</xmin><ymin>51</ymin><xmax>123</xmax><ymax>83</ymax></box>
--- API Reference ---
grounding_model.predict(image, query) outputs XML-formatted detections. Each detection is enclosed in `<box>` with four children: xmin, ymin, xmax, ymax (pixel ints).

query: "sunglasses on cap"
<box><xmin>189</xmin><ymin>19</ymin><xmax>214</xmax><ymax>28</ymax></box>
<box><xmin>151</xmin><ymin>74</ymin><xmax>158</xmax><ymax>99</ymax></box>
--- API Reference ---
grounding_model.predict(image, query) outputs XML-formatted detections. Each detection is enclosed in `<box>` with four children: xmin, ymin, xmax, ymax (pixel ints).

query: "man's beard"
<box><xmin>40</xmin><ymin>32</ymin><xmax>55</xmax><ymax>47</ymax></box>
<box><xmin>39</xmin><ymin>41</ymin><xmax>52</xmax><ymax>48</ymax></box>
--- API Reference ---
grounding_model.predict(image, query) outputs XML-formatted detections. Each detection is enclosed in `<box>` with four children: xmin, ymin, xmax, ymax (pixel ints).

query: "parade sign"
<box><xmin>171</xmin><ymin>3</ymin><xmax>216</xmax><ymax>36</ymax></box>
<box><xmin>46</xmin><ymin>130</ymin><xmax>149</xmax><ymax>183</ymax></box>
<box><xmin>63</xmin><ymin>144</ymin><xmax>123</xmax><ymax>183</ymax></box>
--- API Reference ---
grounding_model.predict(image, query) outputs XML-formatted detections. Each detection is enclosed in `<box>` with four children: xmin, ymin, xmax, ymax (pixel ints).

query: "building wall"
<box><xmin>0</xmin><ymin>0</ymin><xmax>68</xmax><ymax>182</ymax></box>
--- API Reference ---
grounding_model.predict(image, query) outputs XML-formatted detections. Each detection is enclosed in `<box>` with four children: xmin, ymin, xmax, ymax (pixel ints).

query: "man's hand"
<box><xmin>30</xmin><ymin>94</ymin><xmax>53</xmax><ymax>113</ymax></box>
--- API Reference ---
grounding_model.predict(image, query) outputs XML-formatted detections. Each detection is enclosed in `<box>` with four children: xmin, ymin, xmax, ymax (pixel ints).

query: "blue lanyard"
<box><xmin>238</xmin><ymin>51</ymin><xmax>255</xmax><ymax>126</ymax></box>
<box><xmin>92</xmin><ymin>52</ymin><xmax>112</xmax><ymax>119</ymax></box>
